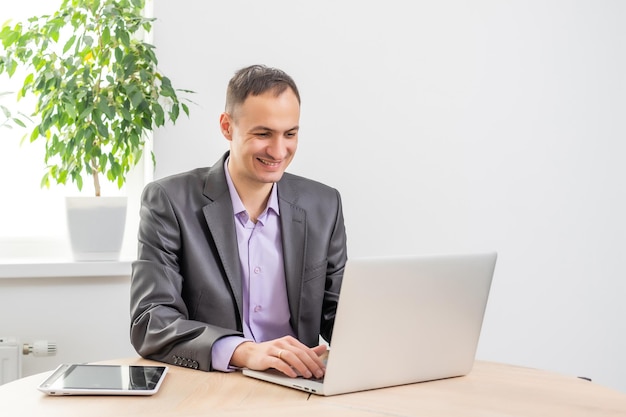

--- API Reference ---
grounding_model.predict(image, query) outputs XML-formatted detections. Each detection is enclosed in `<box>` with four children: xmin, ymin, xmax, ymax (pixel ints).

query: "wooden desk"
<box><xmin>1</xmin><ymin>358</ymin><xmax>625</xmax><ymax>417</ymax></box>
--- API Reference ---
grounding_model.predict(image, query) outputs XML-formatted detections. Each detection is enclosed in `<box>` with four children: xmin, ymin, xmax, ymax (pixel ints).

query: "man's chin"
<box><xmin>263</xmin><ymin>174</ymin><xmax>285</xmax><ymax>184</ymax></box>
<box><xmin>253</xmin><ymin>161</ymin><xmax>292</xmax><ymax>183</ymax></box>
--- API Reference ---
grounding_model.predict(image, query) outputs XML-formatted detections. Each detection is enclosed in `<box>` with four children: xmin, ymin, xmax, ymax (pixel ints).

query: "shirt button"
<box><xmin>253</xmin><ymin>266</ymin><xmax>261</xmax><ymax>274</ymax></box>
<box><xmin>254</xmin><ymin>305</ymin><xmax>262</xmax><ymax>313</ymax></box>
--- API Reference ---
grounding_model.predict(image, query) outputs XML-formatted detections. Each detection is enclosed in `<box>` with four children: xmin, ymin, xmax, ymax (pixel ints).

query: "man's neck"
<box><xmin>240</xmin><ymin>185</ymin><xmax>272</xmax><ymax>223</ymax></box>
<box><xmin>228</xmin><ymin>170</ymin><xmax>273</xmax><ymax>223</ymax></box>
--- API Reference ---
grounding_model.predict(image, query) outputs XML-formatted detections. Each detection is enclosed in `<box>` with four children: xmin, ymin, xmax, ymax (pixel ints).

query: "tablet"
<box><xmin>37</xmin><ymin>364</ymin><xmax>168</xmax><ymax>396</ymax></box>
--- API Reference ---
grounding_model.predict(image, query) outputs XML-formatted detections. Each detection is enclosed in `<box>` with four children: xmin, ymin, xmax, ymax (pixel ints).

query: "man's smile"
<box><xmin>257</xmin><ymin>158</ymin><xmax>281</xmax><ymax>167</ymax></box>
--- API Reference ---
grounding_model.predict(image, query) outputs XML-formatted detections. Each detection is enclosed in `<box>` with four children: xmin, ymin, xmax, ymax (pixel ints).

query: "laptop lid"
<box><xmin>243</xmin><ymin>252</ymin><xmax>497</xmax><ymax>396</ymax></box>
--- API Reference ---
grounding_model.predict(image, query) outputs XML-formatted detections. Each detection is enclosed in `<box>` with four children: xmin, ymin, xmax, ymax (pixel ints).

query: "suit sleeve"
<box><xmin>129</xmin><ymin>181</ymin><xmax>242</xmax><ymax>371</ymax></box>
<box><xmin>320</xmin><ymin>188</ymin><xmax>348</xmax><ymax>343</ymax></box>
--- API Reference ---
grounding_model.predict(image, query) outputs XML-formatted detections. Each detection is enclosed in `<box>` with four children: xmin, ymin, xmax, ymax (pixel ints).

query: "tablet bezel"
<box><xmin>37</xmin><ymin>363</ymin><xmax>168</xmax><ymax>396</ymax></box>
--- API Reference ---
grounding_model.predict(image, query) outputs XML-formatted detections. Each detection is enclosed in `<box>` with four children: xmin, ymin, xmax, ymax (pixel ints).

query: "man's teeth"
<box><xmin>259</xmin><ymin>159</ymin><xmax>279</xmax><ymax>166</ymax></box>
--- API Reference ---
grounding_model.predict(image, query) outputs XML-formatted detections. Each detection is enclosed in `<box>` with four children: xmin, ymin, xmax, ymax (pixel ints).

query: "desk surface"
<box><xmin>1</xmin><ymin>358</ymin><xmax>625</xmax><ymax>417</ymax></box>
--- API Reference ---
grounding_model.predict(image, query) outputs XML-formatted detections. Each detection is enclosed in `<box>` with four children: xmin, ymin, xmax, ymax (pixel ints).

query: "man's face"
<box><xmin>221</xmin><ymin>89</ymin><xmax>300</xmax><ymax>190</ymax></box>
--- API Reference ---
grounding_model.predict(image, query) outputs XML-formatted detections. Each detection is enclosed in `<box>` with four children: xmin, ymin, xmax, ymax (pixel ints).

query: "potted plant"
<box><xmin>0</xmin><ymin>0</ymin><xmax>192</xmax><ymax>260</ymax></box>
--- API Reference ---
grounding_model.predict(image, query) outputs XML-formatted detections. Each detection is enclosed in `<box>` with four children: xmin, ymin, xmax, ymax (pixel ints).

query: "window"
<box><xmin>0</xmin><ymin>1</ymin><xmax>149</xmax><ymax>260</ymax></box>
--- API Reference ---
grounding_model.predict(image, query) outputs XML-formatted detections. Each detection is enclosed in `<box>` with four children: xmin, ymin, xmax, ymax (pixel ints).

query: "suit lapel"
<box><xmin>201</xmin><ymin>154</ymin><xmax>244</xmax><ymax>324</ymax></box>
<box><xmin>278</xmin><ymin>179</ymin><xmax>307</xmax><ymax>338</ymax></box>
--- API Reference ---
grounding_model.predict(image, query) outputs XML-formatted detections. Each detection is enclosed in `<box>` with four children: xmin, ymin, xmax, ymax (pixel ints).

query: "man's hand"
<box><xmin>230</xmin><ymin>335</ymin><xmax>327</xmax><ymax>379</ymax></box>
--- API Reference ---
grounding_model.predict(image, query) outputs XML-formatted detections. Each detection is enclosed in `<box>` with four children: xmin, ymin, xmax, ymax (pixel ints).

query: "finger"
<box><xmin>283</xmin><ymin>337</ymin><xmax>327</xmax><ymax>368</ymax></box>
<box><xmin>312</xmin><ymin>345</ymin><xmax>329</xmax><ymax>366</ymax></box>
<box><xmin>268</xmin><ymin>346</ymin><xmax>301</xmax><ymax>378</ymax></box>
<box><xmin>273</xmin><ymin>348</ymin><xmax>312</xmax><ymax>378</ymax></box>
<box><xmin>279</xmin><ymin>346</ymin><xmax>326</xmax><ymax>379</ymax></box>
<box><xmin>272</xmin><ymin>354</ymin><xmax>299</xmax><ymax>378</ymax></box>
<box><xmin>312</xmin><ymin>344</ymin><xmax>328</xmax><ymax>357</ymax></box>
<box><xmin>303</xmin><ymin>344</ymin><xmax>328</xmax><ymax>370</ymax></box>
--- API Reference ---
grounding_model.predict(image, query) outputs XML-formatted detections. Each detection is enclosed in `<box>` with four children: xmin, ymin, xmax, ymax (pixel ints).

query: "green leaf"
<box><xmin>2</xmin><ymin>28</ymin><xmax>20</xmax><ymax>48</ymax></box>
<box><xmin>141</xmin><ymin>114</ymin><xmax>151</xmax><ymax>129</ymax></box>
<box><xmin>96</xmin><ymin>96</ymin><xmax>114</xmax><ymax>120</ymax></box>
<box><xmin>63</xmin><ymin>34</ymin><xmax>76</xmax><ymax>53</ymax></box>
<box><xmin>75</xmin><ymin>172</ymin><xmax>83</xmax><ymax>190</ymax></box>
<box><xmin>83</xmin><ymin>34</ymin><xmax>93</xmax><ymax>47</ymax></box>
<box><xmin>130</xmin><ymin>0</ymin><xmax>145</xmax><ymax>9</ymax></box>
<box><xmin>130</xmin><ymin>90</ymin><xmax>144</xmax><ymax>108</ymax></box>
<box><xmin>170</xmin><ymin>104</ymin><xmax>180</xmax><ymax>122</ymax></box>
<box><xmin>30</xmin><ymin>125</ymin><xmax>40</xmax><ymax>142</ymax></box>
<box><xmin>58</xmin><ymin>169</ymin><xmax>67</xmax><ymax>184</ymax></box>
<box><xmin>95</xmin><ymin>117</ymin><xmax>109</xmax><ymax>138</ymax></box>
<box><xmin>77</xmin><ymin>105</ymin><xmax>93</xmax><ymax>121</ymax></box>
<box><xmin>23</xmin><ymin>72</ymin><xmax>34</xmax><ymax>87</ymax></box>
<box><xmin>13</xmin><ymin>118</ymin><xmax>26</xmax><ymax>128</ymax></box>
<box><xmin>114</xmin><ymin>47</ymin><xmax>123</xmax><ymax>63</ymax></box>
<box><xmin>50</xmin><ymin>28</ymin><xmax>60</xmax><ymax>42</ymax></box>
<box><xmin>64</xmin><ymin>101</ymin><xmax>77</xmax><ymax>119</ymax></box>
<box><xmin>117</xmin><ymin>27</ymin><xmax>130</xmax><ymax>47</ymax></box>
<box><xmin>119</xmin><ymin>105</ymin><xmax>132</xmax><ymax>121</ymax></box>
<box><xmin>182</xmin><ymin>102</ymin><xmax>190</xmax><ymax>117</ymax></box>
<box><xmin>129</xmin><ymin>132</ymin><xmax>139</xmax><ymax>147</ymax></box>
<box><xmin>153</xmin><ymin>102</ymin><xmax>164</xmax><ymax>126</ymax></box>
<box><xmin>7</xmin><ymin>59</ymin><xmax>17</xmax><ymax>77</ymax></box>
<box><xmin>40</xmin><ymin>173</ymin><xmax>50</xmax><ymax>189</ymax></box>
<box><xmin>102</xmin><ymin>26</ymin><xmax>110</xmax><ymax>45</ymax></box>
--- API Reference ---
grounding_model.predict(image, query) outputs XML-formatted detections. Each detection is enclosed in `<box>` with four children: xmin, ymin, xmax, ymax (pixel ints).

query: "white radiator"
<box><xmin>0</xmin><ymin>337</ymin><xmax>21</xmax><ymax>385</ymax></box>
<box><xmin>0</xmin><ymin>337</ymin><xmax>57</xmax><ymax>385</ymax></box>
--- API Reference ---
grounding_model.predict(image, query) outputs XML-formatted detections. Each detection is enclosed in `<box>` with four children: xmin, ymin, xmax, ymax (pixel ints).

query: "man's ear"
<box><xmin>219</xmin><ymin>112</ymin><xmax>233</xmax><ymax>141</ymax></box>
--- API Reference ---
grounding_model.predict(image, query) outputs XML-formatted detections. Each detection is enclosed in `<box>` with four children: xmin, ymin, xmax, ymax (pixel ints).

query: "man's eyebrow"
<box><xmin>250</xmin><ymin>125</ymin><xmax>300</xmax><ymax>132</ymax></box>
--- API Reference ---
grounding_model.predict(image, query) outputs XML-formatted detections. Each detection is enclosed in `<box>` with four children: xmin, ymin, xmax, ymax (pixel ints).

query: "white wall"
<box><xmin>0</xmin><ymin>275</ymin><xmax>136</xmax><ymax>378</ymax></box>
<box><xmin>150</xmin><ymin>0</ymin><xmax>626</xmax><ymax>392</ymax></box>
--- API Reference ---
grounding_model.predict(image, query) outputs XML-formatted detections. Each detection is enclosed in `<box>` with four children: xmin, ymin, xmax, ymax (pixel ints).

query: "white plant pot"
<box><xmin>65</xmin><ymin>196</ymin><xmax>128</xmax><ymax>261</ymax></box>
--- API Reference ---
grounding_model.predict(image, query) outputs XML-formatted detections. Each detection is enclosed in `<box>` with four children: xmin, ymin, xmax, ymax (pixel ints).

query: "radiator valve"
<box><xmin>22</xmin><ymin>340</ymin><xmax>57</xmax><ymax>357</ymax></box>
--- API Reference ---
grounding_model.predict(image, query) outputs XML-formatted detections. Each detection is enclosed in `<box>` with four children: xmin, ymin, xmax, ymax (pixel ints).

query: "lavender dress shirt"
<box><xmin>211</xmin><ymin>160</ymin><xmax>296</xmax><ymax>371</ymax></box>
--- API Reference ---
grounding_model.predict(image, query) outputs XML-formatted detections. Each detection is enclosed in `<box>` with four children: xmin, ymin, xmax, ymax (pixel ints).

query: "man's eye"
<box><xmin>255</xmin><ymin>132</ymin><xmax>270</xmax><ymax>137</ymax></box>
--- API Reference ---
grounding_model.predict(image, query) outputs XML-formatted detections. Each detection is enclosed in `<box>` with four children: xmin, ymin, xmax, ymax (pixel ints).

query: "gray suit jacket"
<box><xmin>130</xmin><ymin>152</ymin><xmax>347</xmax><ymax>371</ymax></box>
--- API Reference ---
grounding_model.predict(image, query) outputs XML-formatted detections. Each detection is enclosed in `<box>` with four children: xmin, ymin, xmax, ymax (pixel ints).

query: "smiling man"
<box><xmin>130</xmin><ymin>65</ymin><xmax>348</xmax><ymax>380</ymax></box>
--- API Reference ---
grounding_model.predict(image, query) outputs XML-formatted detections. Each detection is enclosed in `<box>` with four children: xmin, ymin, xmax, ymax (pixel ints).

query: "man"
<box><xmin>130</xmin><ymin>65</ymin><xmax>347</xmax><ymax>380</ymax></box>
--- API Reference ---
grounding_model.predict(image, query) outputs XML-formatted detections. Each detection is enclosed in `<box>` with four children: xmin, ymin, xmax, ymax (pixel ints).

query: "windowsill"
<box><xmin>0</xmin><ymin>258</ymin><xmax>133</xmax><ymax>279</ymax></box>
<box><xmin>0</xmin><ymin>235</ymin><xmax>137</xmax><ymax>279</ymax></box>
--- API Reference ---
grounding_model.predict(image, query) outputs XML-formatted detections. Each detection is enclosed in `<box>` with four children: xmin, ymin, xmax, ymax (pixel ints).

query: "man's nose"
<box><xmin>266</xmin><ymin>137</ymin><xmax>289</xmax><ymax>159</ymax></box>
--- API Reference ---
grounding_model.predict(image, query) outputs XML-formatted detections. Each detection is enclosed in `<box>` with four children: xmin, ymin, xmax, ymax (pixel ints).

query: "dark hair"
<box><xmin>225</xmin><ymin>64</ymin><xmax>300</xmax><ymax>114</ymax></box>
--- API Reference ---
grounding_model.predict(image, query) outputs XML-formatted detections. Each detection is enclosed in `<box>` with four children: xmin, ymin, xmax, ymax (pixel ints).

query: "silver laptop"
<box><xmin>243</xmin><ymin>252</ymin><xmax>497</xmax><ymax>396</ymax></box>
